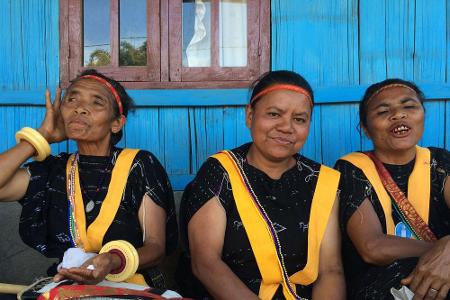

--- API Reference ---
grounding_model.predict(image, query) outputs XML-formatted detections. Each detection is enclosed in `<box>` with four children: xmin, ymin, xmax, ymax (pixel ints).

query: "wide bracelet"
<box><xmin>15</xmin><ymin>127</ymin><xmax>51</xmax><ymax>161</ymax></box>
<box><xmin>99</xmin><ymin>240</ymin><xmax>139</xmax><ymax>282</ymax></box>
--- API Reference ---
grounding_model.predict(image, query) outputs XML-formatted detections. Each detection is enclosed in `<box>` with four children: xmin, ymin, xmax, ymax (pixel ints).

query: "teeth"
<box><xmin>392</xmin><ymin>125</ymin><xmax>409</xmax><ymax>133</ymax></box>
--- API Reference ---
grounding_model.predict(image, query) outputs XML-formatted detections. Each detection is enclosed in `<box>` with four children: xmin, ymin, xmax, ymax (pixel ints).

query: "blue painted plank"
<box><xmin>359</xmin><ymin>0</ymin><xmax>386</xmax><ymax>83</ymax></box>
<box><xmin>414</xmin><ymin>0</ymin><xmax>446</xmax><ymax>82</ymax></box>
<box><xmin>160</xmin><ymin>108</ymin><xmax>190</xmax><ymax>175</ymax></box>
<box><xmin>44</xmin><ymin>0</ymin><xmax>60</xmax><ymax>89</ymax></box>
<box><xmin>419</xmin><ymin>101</ymin><xmax>445</xmax><ymax>148</ymax></box>
<box><xmin>223</xmin><ymin>106</ymin><xmax>251</xmax><ymax>150</ymax></box>
<box><xmin>301</xmin><ymin>105</ymin><xmax>322</xmax><ymax>162</ymax></box>
<box><xmin>321</xmin><ymin>103</ymin><xmax>360</xmax><ymax>166</ymax></box>
<box><xmin>4</xmin><ymin>84</ymin><xmax>450</xmax><ymax>106</ymax></box>
<box><xmin>385</xmin><ymin>0</ymin><xmax>414</xmax><ymax>79</ymax></box>
<box><xmin>272</xmin><ymin>0</ymin><xmax>359</xmax><ymax>87</ymax></box>
<box><xmin>125</xmin><ymin>108</ymin><xmax>162</xmax><ymax>157</ymax></box>
<box><xmin>189</xmin><ymin>107</ymin><xmax>224</xmax><ymax>172</ymax></box>
<box><xmin>0</xmin><ymin>0</ymin><xmax>12</xmax><ymax>90</ymax></box>
<box><xmin>445</xmin><ymin>101</ymin><xmax>450</xmax><ymax>150</ymax></box>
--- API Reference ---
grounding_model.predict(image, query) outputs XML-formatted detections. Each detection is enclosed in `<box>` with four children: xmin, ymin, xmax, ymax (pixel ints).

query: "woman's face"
<box><xmin>246</xmin><ymin>89</ymin><xmax>311</xmax><ymax>162</ymax></box>
<box><xmin>61</xmin><ymin>79</ymin><xmax>122</xmax><ymax>143</ymax></box>
<box><xmin>364</xmin><ymin>86</ymin><xmax>424</xmax><ymax>155</ymax></box>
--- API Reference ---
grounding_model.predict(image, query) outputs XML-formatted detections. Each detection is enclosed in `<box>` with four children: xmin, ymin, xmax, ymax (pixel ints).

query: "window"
<box><xmin>60</xmin><ymin>0</ymin><xmax>270</xmax><ymax>89</ymax></box>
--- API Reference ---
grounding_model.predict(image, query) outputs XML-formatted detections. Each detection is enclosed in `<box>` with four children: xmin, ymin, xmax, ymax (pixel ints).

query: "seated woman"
<box><xmin>335</xmin><ymin>79</ymin><xmax>450</xmax><ymax>300</ymax></box>
<box><xmin>180</xmin><ymin>70</ymin><xmax>345</xmax><ymax>300</ymax></box>
<box><xmin>0</xmin><ymin>70</ymin><xmax>177</xmax><ymax>287</ymax></box>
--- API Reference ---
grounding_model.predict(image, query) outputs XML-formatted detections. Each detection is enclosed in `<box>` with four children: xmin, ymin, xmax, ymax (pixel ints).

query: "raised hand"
<box><xmin>38</xmin><ymin>88</ymin><xmax>66</xmax><ymax>144</ymax></box>
<box><xmin>53</xmin><ymin>252</ymin><xmax>122</xmax><ymax>285</ymax></box>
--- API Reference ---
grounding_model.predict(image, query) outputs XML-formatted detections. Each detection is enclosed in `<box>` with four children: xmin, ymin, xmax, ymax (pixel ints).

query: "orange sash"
<box><xmin>212</xmin><ymin>151</ymin><xmax>339</xmax><ymax>300</ymax></box>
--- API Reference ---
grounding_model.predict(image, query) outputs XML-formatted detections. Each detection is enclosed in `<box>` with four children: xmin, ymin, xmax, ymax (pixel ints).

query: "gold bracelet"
<box><xmin>15</xmin><ymin>127</ymin><xmax>51</xmax><ymax>161</ymax></box>
<box><xmin>99</xmin><ymin>240</ymin><xmax>139</xmax><ymax>282</ymax></box>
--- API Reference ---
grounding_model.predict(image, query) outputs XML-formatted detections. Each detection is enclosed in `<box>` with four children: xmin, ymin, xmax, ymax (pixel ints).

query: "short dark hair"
<box><xmin>360</xmin><ymin>78</ymin><xmax>425</xmax><ymax>128</ymax></box>
<box><xmin>249</xmin><ymin>70</ymin><xmax>314</xmax><ymax>109</ymax></box>
<box><xmin>69</xmin><ymin>69</ymin><xmax>135</xmax><ymax>145</ymax></box>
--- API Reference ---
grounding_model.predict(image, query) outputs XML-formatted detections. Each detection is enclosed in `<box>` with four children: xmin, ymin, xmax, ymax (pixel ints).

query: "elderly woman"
<box><xmin>0</xmin><ymin>69</ymin><xmax>177</xmax><ymax>287</ymax></box>
<box><xmin>335</xmin><ymin>79</ymin><xmax>450</xmax><ymax>300</ymax></box>
<box><xmin>180</xmin><ymin>71</ymin><xmax>345</xmax><ymax>300</ymax></box>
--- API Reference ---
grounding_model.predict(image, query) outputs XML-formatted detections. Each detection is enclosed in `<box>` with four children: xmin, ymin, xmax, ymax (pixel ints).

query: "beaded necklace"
<box><xmin>67</xmin><ymin>152</ymin><xmax>81</xmax><ymax>248</ymax></box>
<box><xmin>227</xmin><ymin>151</ymin><xmax>307</xmax><ymax>300</ymax></box>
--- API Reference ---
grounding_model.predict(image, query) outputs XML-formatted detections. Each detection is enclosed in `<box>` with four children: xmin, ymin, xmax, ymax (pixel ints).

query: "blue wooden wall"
<box><xmin>1</xmin><ymin>0</ymin><xmax>450</xmax><ymax>190</ymax></box>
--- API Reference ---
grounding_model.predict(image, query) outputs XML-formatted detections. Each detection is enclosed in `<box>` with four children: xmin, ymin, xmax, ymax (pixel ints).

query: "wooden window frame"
<box><xmin>60</xmin><ymin>0</ymin><xmax>270</xmax><ymax>89</ymax></box>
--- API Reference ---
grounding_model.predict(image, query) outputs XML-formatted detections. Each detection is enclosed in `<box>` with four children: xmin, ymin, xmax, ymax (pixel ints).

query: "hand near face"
<box><xmin>53</xmin><ymin>252</ymin><xmax>121</xmax><ymax>285</ymax></box>
<box><xmin>401</xmin><ymin>236</ymin><xmax>450</xmax><ymax>300</ymax></box>
<box><xmin>38</xmin><ymin>88</ymin><xmax>66</xmax><ymax>144</ymax></box>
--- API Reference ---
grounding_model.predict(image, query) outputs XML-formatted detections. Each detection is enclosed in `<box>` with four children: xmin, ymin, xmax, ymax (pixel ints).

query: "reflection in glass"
<box><xmin>83</xmin><ymin>0</ymin><xmax>111</xmax><ymax>66</ymax></box>
<box><xmin>183</xmin><ymin>0</ymin><xmax>211</xmax><ymax>67</ymax></box>
<box><xmin>220</xmin><ymin>0</ymin><xmax>247</xmax><ymax>67</ymax></box>
<box><xmin>119</xmin><ymin>0</ymin><xmax>147</xmax><ymax>66</ymax></box>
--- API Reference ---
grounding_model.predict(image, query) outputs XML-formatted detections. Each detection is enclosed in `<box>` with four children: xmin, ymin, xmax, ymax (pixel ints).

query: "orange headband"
<box><xmin>81</xmin><ymin>75</ymin><xmax>124</xmax><ymax>115</ymax></box>
<box><xmin>366</xmin><ymin>83</ymin><xmax>418</xmax><ymax>105</ymax></box>
<box><xmin>250</xmin><ymin>84</ymin><xmax>313</xmax><ymax>107</ymax></box>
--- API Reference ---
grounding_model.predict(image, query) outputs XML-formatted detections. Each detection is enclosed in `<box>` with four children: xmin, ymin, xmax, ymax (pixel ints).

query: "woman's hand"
<box><xmin>38</xmin><ymin>88</ymin><xmax>66</xmax><ymax>144</ymax></box>
<box><xmin>53</xmin><ymin>252</ymin><xmax>122</xmax><ymax>285</ymax></box>
<box><xmin>401</xmin><ymin>236</ymin><xmax>450</xmax><ymax>300</ymax></box>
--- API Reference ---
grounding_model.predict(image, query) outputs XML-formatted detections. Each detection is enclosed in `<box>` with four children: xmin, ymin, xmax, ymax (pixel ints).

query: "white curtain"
<box><xmin>185</xmin><ymin>0</ymin><xmax>247</xmax><ymax>67</ymax></box>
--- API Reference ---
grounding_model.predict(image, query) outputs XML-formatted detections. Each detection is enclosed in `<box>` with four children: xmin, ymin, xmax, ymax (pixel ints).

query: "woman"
<box><xmin>0</xmin><ymin>69</ymin><xmax>177</xmax><ymax>287</ymax></box>
<box><xmin>180</xmin><ymin>71</ymin><xmax>345</xmax><ymax>300</ymax></box>
<box><xmin>335</xmin><ymin>79</ymin><xmax>450</xmax><ymax>300</ymax></box>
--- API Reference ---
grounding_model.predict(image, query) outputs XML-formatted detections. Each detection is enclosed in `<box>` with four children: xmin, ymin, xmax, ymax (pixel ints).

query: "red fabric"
<box><xmin>366</xmin><ymin>152</ymin><xmax>437</xmax><ymax>241</ymax></box>
<box><xmin>108</xmin><ymin>249</ymin><xmax>126</xmax><ymax>274</ymax></box>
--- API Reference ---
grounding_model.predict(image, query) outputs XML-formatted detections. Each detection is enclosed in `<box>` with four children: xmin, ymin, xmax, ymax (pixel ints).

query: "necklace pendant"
<box><xmin>85</xmin><ymin>200</ymin><xmax>95</xmax><ymax>213</ymax></box>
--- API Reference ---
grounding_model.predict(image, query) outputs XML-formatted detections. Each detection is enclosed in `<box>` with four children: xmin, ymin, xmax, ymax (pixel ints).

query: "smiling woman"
<box><xmin>179</xmin><ymin>71</ymin><xmax>345</xmax><ymax>300</ymax></box>
<box><xmin>335</xmin><ymin>79</ymin><xmax>450</xmax><ymax>300</ymax></box>
<box><xmin>0</xmin><ymin>69</ymin><xmax>178</xmax><ymax>291</ymax></box>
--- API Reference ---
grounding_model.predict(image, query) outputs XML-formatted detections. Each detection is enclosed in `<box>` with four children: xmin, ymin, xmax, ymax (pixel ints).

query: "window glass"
<box><xmin>119</xmin><ymin>0</ymin><xmax>147</xmax><ymax>66</ymax></box>
<box><xmin>182</xmin><ymin>0</ymin><xmax>211</xmax><ymax>67</ymax></box>
<box><xmin>83</xmin><ymin>0</ymin><xmax>111</xmax><ymax>66</ymax></box>
<box><xmin>219</xmin><ymin>0</ymin><xmax>247</xmax><ymax>67</ymax></box>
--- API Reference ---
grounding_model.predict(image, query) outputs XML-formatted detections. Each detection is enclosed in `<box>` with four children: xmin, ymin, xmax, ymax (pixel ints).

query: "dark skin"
<box><xmin>0</xmin><ymin>81</ymin><xmax>166</xmax><ymax>284</ymax></box>
<box><xmin>347</xmin><ymin>86</ymin><xmax>450</xmax><ymax>300</ymax></box>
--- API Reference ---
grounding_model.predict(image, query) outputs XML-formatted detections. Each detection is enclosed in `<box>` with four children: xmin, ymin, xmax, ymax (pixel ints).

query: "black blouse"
<box><xmin>181</xmin><ymin>143</ymin><xmax>327</xmax><ymax>299</ymax></box>
<box><xmin>335</xmin><ymin>147</ymin><xmax>450</xmax><ymax>282</ymax></box>
<box><xmin>19</xmin><ymin>148</ymin><xmax>177</xmax><ymax>270</ymax></box>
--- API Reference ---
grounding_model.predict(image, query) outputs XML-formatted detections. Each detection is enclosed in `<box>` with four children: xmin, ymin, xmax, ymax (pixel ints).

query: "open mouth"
<box><xmin>391</xmin><ymin>124</ymin><xmax>411</xmax><ymax>136</ymax></box>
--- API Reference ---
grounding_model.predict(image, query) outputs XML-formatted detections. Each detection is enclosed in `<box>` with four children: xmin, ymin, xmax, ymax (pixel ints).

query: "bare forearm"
<box><xmin>137</xmin><ymin>242</ymin><xmax>165</xmax><ymax>269</ymax></box>
<box><xmin>0</xmin><ymin>142</ymin><xmax>34</xmax><ymax>188</ymax></box>
<box><xmin>193</xmin><ymin>259</ymin><xmax>259</xmax><ymax>300</ymax></box>
<box><xmin>364</xmin><ymin>235</ymin><xmax>433</xmax><ymax>265</ymax></box>
<box><xmin>312</xmin><ymin>270</ymin><xmax>345</xmax><ymax>300</ymax></box>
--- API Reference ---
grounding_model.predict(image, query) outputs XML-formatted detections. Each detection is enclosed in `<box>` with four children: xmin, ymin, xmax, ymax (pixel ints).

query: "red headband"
<box><xmin>366</xmin><ymin>83</ymin><xmax>418</xmax><ymax>105</ymax></box>
<box><xmin>250</xmin><ymin>84</ymin><xmax>313</xmax><ymax>107</ymax></box>
<box><xmin>81</xmin><ymin>75</ymin><xmax>124</xmax><ymax>115</ymax></box>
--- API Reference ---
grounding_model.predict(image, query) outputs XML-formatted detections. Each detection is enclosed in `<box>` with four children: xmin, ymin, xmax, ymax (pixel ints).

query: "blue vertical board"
<box><xmin>190</xmin><ymin>107</ymin><xmax>224</xmax><ymax>172</ymax></box>
<box><xmin>420</xmin><ymin>101</ymin><xmax>445</xmax><ymax>148</ymax></box>
<box><xmin>414</xmin><ymin>0</ymin><xmax>446</xmax><ymax>82</ymax></box>
<box><xmin>446</xmin><ymin>101</ymin><xmax>450</xmax><ymax>150</ymax></box>
<box><xmin>160</xmin><ymin>108</ymin><xmax>190</xmax><ymax>175</ymax></box>
<box><xmin>385</xmin><ymin>0</ymin><xmax>414</xmax><ymax>79</ymax></box>
<box><xmin>223</xmin><ymin>106</ymin><xmax>251</xmax><ymax>150</ymax></box>
<box><xmin>0</xmin><ymin>0</ymin><xmax>59</xmax><ymax>90</ymax></box>
<box><xmin>321</xmin><ymin>103</ymin><xmax>360</xmax><ymax>166</ymax></box>
<box><xmin>125</xmin><ymin>108</ymin><xmax>162</xmax><ymax>158</ymax></box>
<box><xmin>0</xmin><ymin>0</ymin><xmax>12</xmax><ymax>90</ymax></box>
<box><xmin>272</xmin><ymin>0</ymin><xmax>359</xmax><ymax>87</ymax></box>
<box><xmin>359</xmin><ymin>0</ymin><xmax>387</xmax><ymax>83</ymax></box>
<box><xmin>301</xmin><ymin>105</ymin><xmax>322</xmax><ymax>162</ymax></box>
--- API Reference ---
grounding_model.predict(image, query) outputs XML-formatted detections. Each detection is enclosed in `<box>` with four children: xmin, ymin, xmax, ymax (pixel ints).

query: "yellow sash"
<box><xmin>66</xmin><ymin>148</ymin><xmax>146</xmax><ymax>285</ymax></box>
<box><xmin>340</xmin><ymin>146</ymin><xmax>431</xmax><ymax>235</ymax></box>
<box><xmin>212</xmin><ymin>151</ymin><xmax>340</xmax><ymax>300</ymax></box>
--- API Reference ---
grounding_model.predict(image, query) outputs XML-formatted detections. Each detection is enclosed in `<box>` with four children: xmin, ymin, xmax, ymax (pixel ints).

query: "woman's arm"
<box><xmin>137</xmin><ymin>194</ymin><xmax>166</xmax><ymax>268</ymax></box>
<box><xmin>347</xmin><ymin>198</ymin><xmax>432</xmax><ymax>265</ymax></box>
<box><xmin>312</xmin><ymin>197</ymin><xmax>345</xmax><ymax>300</ymax></box>
<box><xmin>188</xmin><ymin>197</ymin><xmax>259</xmax><ymax>300</ymax></box>
<box><xmin>0</xmin><ymin>89</ymin><xmax>63</xmax><ymax>202</ymax></box>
